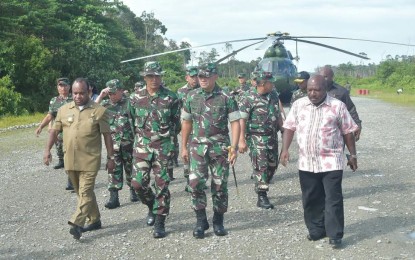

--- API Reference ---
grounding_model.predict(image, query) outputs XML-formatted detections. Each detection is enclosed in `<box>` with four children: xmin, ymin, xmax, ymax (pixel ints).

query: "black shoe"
<box><xmin>65</xmin><ymin>177</ymin><xmax>74</xmax><ymax>190</ymax></box>
<box><xmin>69</xmin><ymin>225</ymin><xmax>82</xmax><ymax>240</ymax></box>
<box><xmin>105</xmin><ymin>190</ymin><xmax>120</xmax><ymax>209</ymax></box>
<box><xmin>257</xmin><ymin>192</ymin><xmax>274</xmax><ymax>209</ymax></box>
<box><xmin>168</xmin><ymin>168</ymin><xmax>175</xmax><ymax>181</ymax></box>
<box><xmin>81</xmin><ymin>220</ymin><xmax>102</xmax><ymax>232</ymax></box>
<box><xmin>329</xmin><ymin>238</ymin><xmax>342</xmax><ymax>248</ymax></box>
<box><xmin>54</xmin><ymin>160</ymin><xmax>64</xmax><ymax>169</ymax></box>
<box><xmin>212</xmin><ymin>212</ymin><xmax>227</xmax><ymax>236</ymax></box>
<box><xmin>193</xmin><ymin>209</ymin><xmax>209</xmax><ymax>239</ymax></box>
<box><xmin>307</xmin><ymin>233</ymin><xmax>326</xmax><ymax>241</ymax></box>
<box><xmin>130</xmin><ymin>188</ymin><xmax>139</xmax><ymax>202</ymax></box>
<box><xmin>153</xmin><ymin>215</ymin><xmax>166</xmax><ymax>238</ymax></box>
<box><xmin>146</xmin><ymin>211</ymin><xmax>155</xmax><ymax>226</ymax></box>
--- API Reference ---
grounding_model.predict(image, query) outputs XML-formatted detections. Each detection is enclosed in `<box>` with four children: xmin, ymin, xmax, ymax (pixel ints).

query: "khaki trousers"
<box><xmin>67</xmin><ymin>170</ymin><xmax>100</xmax><ymax>227</ymax></box>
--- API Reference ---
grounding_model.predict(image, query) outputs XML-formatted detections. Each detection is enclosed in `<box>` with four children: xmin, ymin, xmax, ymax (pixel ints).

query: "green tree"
<box><xmin>0</xmin><ymin>76</ymin><xmax>25</xmax><ymax>116</ymax></box>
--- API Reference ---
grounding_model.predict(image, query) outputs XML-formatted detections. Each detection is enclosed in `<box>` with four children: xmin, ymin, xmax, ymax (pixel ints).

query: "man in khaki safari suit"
<box><xmin>43</xmin><ymin>78</ymin><xmax>115</xmax><ymax>240</ymax></box>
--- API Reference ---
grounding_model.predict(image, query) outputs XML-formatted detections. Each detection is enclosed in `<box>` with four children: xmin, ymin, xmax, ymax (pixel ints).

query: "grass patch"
<box><xmin>351</xmin><ymin>82</ymin><xmax>415</xmax><ymax>108</ymax></box>
<box><xmin>0</xmin><ymin>112</ymin><xmax>45</xmax><ymax>128</ymax></box>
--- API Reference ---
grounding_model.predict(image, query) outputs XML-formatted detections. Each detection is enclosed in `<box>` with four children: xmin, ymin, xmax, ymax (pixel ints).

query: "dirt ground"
<box><xmin>1</xmin><ymin>97</ymin><xmax>414</xmax><ymax>259</ymax></box>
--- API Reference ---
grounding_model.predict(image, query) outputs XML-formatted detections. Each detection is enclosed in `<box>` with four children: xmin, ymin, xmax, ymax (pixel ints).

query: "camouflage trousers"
<box><xmin>247</xmin><ymin>134</ymin><xmax>279</xmax><ymax>192</ymax></box>
<box><xmin>167</xmin><ymin>135</ymin><xmax>180</xmax><ymax>173</ymax></box>
<box><xmin>187</xmin><ymin>142</ymin><xmax>230</xmax><ymax>214</ymax></box>
<box><xmin>131</xmin><ymin>148</ymin><xmax>171</xmax><ymax>216</ymax></box>
<box><xmin>107</xmin><ymin>142</ymin><xmax>133</xmax><ymax>191</ymax></box>
<box><xmin>55</xmin><ymin>132</ymin><xmax>64</xmax><ymax>160</ymax></box>
<box><xmin>173</xmin><ymin>134</ymin><xmax>179</xmax><ymax>163</ymax></box>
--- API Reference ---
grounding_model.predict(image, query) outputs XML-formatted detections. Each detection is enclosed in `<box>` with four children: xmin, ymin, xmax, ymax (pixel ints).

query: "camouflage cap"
<box><xmin>237</xmin><ymin>72</ymin><xmax>246</xmax><ymax>78</ymax></box>
<box><xmin>250</xmin><ymin>71</ymin><xmax>260</xmax><ymax>80</ymax></box>
<box><xmin>257</xmin><ymin>70</ymin><xmax>276</xmax><ymax>83</ymax></box>
<box><xmin>140</xmin><ymin>61</ymin><xmax>164</xmax><ymax>76</ymax></box>
<box><xmin>56</xmin><ymin>77</ymin><xmax>70</xmax><ymax>86</ymax></box>
<box><xmin>134</xmin><ymin>81</ymin><xmax>144</xmax><ymax>88</ymax></box>
<box><xmin>186</xmin><ymin>66</ymin><xmax>198</xmax><ymax>76</ymax></box>
<box><xmin>294</xmin><ymin>71</ymin><xmax>310</xmax><ymax>83</ymax></box>
<box><xmin>197</xmin><ymin>63</ymin><xmax>218</xmax><ymax>78</ymax></box>
<box><xmin>106</xmin><ymin>79</ymin><xmax>123</xmax><ymax>93</ymax></box>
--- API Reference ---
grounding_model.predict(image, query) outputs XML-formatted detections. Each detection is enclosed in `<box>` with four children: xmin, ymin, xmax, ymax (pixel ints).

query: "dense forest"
<box><xmin>1</xmin><ymin>0</ymin><xmax>414</xmax><ymax>116</ymax></box>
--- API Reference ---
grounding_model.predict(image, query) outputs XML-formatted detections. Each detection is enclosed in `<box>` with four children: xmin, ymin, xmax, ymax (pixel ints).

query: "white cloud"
<box><xmin>122</xmin><ymin>0</ymin><xmax>415</xmax><ymax>71</ymax></box>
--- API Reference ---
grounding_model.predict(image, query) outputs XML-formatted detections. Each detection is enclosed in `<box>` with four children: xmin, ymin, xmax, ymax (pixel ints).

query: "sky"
<box><xmin>122</xmin><ymin>0</ymin><xmax>415</xmax><ymax>72</ymax></box>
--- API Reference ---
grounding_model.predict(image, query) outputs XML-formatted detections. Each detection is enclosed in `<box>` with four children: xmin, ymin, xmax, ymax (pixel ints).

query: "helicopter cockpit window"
<box><xmin>258</xmin><ymin>59</ymin><xmax>296</xmax><ymax>76</ymax></box>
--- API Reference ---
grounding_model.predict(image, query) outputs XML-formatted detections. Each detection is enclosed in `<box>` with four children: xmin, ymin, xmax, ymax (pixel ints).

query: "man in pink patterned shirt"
<box><xmin>280</xmin><ymin>75</ymin><xmax>358</xmax><ymax>248</ymax></box>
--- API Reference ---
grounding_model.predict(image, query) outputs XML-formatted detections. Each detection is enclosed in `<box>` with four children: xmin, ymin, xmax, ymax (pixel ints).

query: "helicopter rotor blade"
<box><xmin>216</xmin><ymin>40</ymin><xmax>264</xmax><ymax>64</ymax></box>
<box><xmin>291</xmin><ymin>38</ymin><xmax>370</xmax><ymax>60</ymax></box>
<box><xmin>120</xmin><ymin>37</ymin><xmax>266</xmax><ymax>63</ymax></box>
<box><xmin>289</xmin><ymin>36</ymin><xmax>415</xmax><ymax>47</ymax></box>
<box><xmin>255</xmin><ymin>36</ymin><xmax>278</xmax><ymax>50</ymax></box>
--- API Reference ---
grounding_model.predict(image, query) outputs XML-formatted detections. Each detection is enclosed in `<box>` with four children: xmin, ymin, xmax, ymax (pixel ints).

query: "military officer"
<box><xmin>238</xmin><ymin>70</ymin><xmax>284</xmax><ymax>209</ymax></box>
<box><xmin>290</xmin><ymin>71</ymin><xmax>310</xmax><ymax>106</ymax></box>
<box><xmin>95</xmin><ymin>79</ymin><xmax>138</xmax><ymax>209</ymax></box>
<box><xmin>231</xmin><ymin>72</ymin><xmax>251</xmax><ymax>102</ymax></box>
<box><xmin>177</xmin><ymin>65</ymin><xmax>200</xmax><ymax>183</ymax></box>
<box><xmin>181</xmin><ymin>63</ymin><xmax>240</xmax><ymax>239</ymax></box>
<box><xmin>129</xmin><ymin>61</ymin><xmax>180</xmax><ymax>239</ymax></box>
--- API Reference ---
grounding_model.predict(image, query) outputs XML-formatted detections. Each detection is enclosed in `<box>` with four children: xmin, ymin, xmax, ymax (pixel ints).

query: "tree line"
<box><xmin>327</xmin><ymin>55</ymin><xmax>415</xmax><ymax>91</ymax></box>
<box><xmin>1</xmin><ymin>0</ymin><xmax>413</xmax><ymax>116</ymax></box>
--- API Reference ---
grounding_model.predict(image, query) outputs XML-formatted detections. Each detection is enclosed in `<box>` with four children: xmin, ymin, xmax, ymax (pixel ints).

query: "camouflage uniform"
<box><xmin>291</xmin><ymin>71</ymin><xmax>310</xmax><ymax>107</ymax></box>
<box><xmin>101</xmin><ymin>95</ymin><xmax>134</xmax><ymax>191</ymax></box>
<box><xmin>129</xmin><ymin>85</ymin><xmax>180</xmax><ymax>216</ymax></box>
<box><xmin>48</xmin><ymin>95</ymin><xmax>73</xmax><ymax>160</ymax></box>
<box><xmin>290</xmin><ymin>89</ymin><xmax>307</xmax><ymax>106</ymax></box>
<box><xmin>177</xmin><ymin>79</ymin><xmax>200</xmax><ymax>180</ymax></box>
<box><xmin>182</xmin><ymin>84</ymin><xmax>240</xmax><ymax>213</ymax></box>
<box><xmin>239</xmin><ymin>88</ymin><xmax>282</xmax><ymax>192</ymax></box>
<box><xmin>232</xmin><ymin>83</ymin><xmax>251</xmax><ymax>103</ymax></box>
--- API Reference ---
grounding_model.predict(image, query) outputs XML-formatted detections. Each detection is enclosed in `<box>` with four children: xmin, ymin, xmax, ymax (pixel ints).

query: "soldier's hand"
<box><xmin>106</xmin><ymin>159</ymin><xmax>115</xmax><ymax>173</ymax></box>
<box><xmin>228</xmin><ymin>150</ymin><xmax>237</xmax><ymax>166</ymax></box>
<box><xmin>238</xmin><ymin>140</ymin><xmax>248</xmax><ymax>154</ymax></box>
<box><xmin>43</xmin><ymin>151</ymin><xmax>52</xmax><ymax>166</ymax></box>
<box><xmin>99</xmin><ymin>87</ymin><xmax>110</xmax><ymax>98</ymax></box>
<box><xmin>181</xmin><ymin>148</ymin><xmax>189</xmax><ymax>164</ymax></box>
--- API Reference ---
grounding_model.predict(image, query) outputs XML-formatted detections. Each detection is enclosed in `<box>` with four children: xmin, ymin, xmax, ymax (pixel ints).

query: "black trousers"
<box><xmin>299</xmin><ymin>170</ymin><xmax>344</xmax><ymax>240</ymax></box>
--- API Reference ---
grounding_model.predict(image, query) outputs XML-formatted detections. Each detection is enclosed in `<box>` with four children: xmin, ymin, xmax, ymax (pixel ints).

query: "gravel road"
<box><xmin>1</xmin><ymin>97</ymin><xmax>414</xmax><ymax>259</ymax></box>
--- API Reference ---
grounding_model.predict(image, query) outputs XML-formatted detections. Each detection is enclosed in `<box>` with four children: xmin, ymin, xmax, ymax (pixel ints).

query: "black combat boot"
<box><xmin>129</xmin><ymin>188</ymin><xmax>139</xmax><ymax>202</ymax></box>
<box><xmin>168</xmin><ymin>168</ymin><xmax>175</xmax><ymax>181</ymax></box>
<box><xmin>65</xmin><ymin>177</ymin><xmax>74</xmax><ymax>190</ymax></box>
<box><xmin>153</xmin><ymin>215</ymin><xmax>166</xmax><ymax>238</ymax></box>
<box><xmin>54</xmin><ymin>159</ymin><xmax>64</xmax><ymax>169</ymax></box>
<box><xmin>193</xmin><ymin>209</ymin><xmax>209</xmax><ymax>239</ymax></box>
<box><xmin>174</xmin><ymin>157</ymin><xmax>179</xmax><ymax>167</ymax></box>
<box><xmin>257</xmin><ymin>191</ymin><xmax>274</xmax><ymax>209</ymax></box>
<box><xmin>104</xmin><ymin>190</ymin><xmax>120</xmax><ymax>209</ymax></box>
<box><xmin>146</xmin><ymin>201</ymin><xmax>155</xmax><ymax>226</ymax></box>
<box><xmin>212</xmin><ymin>212</ymin><xmax>227</xmax><ymax>236</ymax></box>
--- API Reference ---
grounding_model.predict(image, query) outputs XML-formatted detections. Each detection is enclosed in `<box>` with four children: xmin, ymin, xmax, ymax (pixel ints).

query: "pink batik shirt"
<box><xmin>283</xmin><ymin>95</ymin><xmax>358</xmax><ymax>173</ymax></box>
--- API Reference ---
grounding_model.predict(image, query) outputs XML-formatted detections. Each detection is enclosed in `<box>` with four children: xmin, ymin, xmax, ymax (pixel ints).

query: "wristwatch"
<box><xmin>350</xmin><ymin>154</ymin><xmax>357</xmax><ymax>159</ymax></box>
<box><xmin>107</xmin><ymin>155</ymin><xmax>115</xmax><ymax>160</ymax></box>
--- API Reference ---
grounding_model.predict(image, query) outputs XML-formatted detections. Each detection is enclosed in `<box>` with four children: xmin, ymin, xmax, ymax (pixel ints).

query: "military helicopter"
<box><xmin>121</xmin><ymin>31</ymin><xmax>415</xmax><ymax>103</ymax></box>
